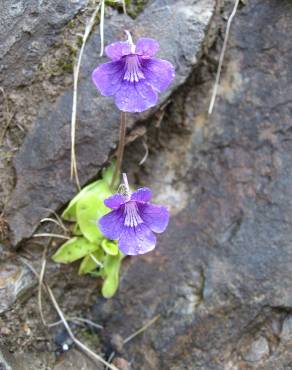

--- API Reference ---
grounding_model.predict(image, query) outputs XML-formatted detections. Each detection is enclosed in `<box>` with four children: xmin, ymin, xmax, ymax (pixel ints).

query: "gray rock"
<box><xmin>0</xmin><ymin>0</ymin><xmax>87</xmax><ymax>87</ymax></box>
<box><xmin>281</xmin><ymin>316</ymin><xmax>292</xmax><ymax>343</ymax></box>
<box><xmin>53</xmin><ymin>348</ymin><xmax>103</xmax><ymax>370</ymax></box>
<box><xmin>242</xmin><ymin>337</ymin><xmax>270</xmax><ymax>363</ymax></box>
<box><xmin>0</xmin><ymin>261</ymin><xmax>34</xmax><ymax>313</ymax></box>
<box><xmin>5</xmin><ymin>0</ymin><xmax>215</xmax><ymax>246</ymax></box>
<box><xmin>91</xmin><ymin>0</ymin><xmax>292</xmax><ymax>369</ymax></box>
<box><xmin>0</xmin><ymin>345</ymin><xmax>20</xmax><ymax>370</ymax></box>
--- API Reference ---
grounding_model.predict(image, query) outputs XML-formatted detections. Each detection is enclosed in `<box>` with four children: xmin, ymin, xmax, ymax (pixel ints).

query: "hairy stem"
<box><xmin>111</xmin><ymin>111</ymin><xmax>126</xmax><ymax>189</ymax></box>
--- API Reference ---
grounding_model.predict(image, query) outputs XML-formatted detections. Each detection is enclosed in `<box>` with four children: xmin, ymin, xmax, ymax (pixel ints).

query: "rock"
<box><xmin>112</xmin><ymin>357</ymin><xmax>131</xmax><ymax>370</ymax></box>
<box><xmin>53</xmin><ymin>348</ymin><xmax>103</xmax><ymax>370</ymax></box>
<box><xmin>0</xmin><ymin>261</ymin><xmax>34</xmax><ymax>313</ymax></box>
<box><xmin>91</xmin><ymin>0</ymin><xmax>292</xmax><ymax>369</ymax></box>
<box><xmin>281</xmin><ymin>316</ymin><xmax>292</xmax><ymax>343</ymax></box>
<box><xmin>14</xmin><ymin>352</ymin><xmax>55</xmax><ymax>370</ymax></box>
<box><xmin>1</xmin><ymin>0</ymin><xmax>292</xmax><ymax>369</ymax></box>
<box><xmin>242</xmin><ymin>337</ymin><xmax>270</xmax><ymax>363</ymax></box>
<box><xmin>0</xmin><ymin>345</ymin><xmax>21</xmax><ymax>370</ymax></box>
<box><xmin>5</xmin><ymin>0</ymin><xmax>215</xmax><ymax>246</ymax></box>
<box><xmin>0</xmin><ymin>0</ymin><xmax>87</xmax><ymax>88</ymax></box>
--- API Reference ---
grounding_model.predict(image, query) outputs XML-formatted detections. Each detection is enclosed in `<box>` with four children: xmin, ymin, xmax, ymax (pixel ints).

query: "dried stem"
<box><xmin>70</xmin><ymin>1</ymin><xmax>103</xmax><ymax>190</ymax></box>
<box><xmin>19</xmin><ymin>257</ymin><xmax>119</xmax><ymax>370</ymax></box>
<box><xmin>46</xmin><ymin>283</ymin><xmax>119</xmax><ymax>370</ymax></box>
<box><xmin>139</xmin><ymin>138</ymin><xmax>149</xmax><ymax>165</ymax></box>
<box><xmin>107</xmin><ymin>314</ymin><xmax>160</xmax><ymax>367</ymax></box>
<box><xmin>208</xmin><ymin>0</ymin><xmax>240</xmax><ymax>115</ymax></box>
<box><xmin>38</xmin><ymin>243</ymin><xmax>49</xmax><ymax>327</ymax></box>
<box><xmin>41</xmin><ymin>207</ymin><xmax>69</xmax><ymax>233</ymax></box>
<box><xmin>111</xmin><ymin>111</ymin><xmax>126</xmax><ymax>189</ymax></box>
<box><xmin>99</xmin><ymin>0</ymin><xmax>105</xmax><ymax>57</ymax></box>
<box><xmin>123</xmin><ymin>314</ymin><xmax>160</xmax><ymax>344</ymax></box>
<box><xmin>33</xmin><ymin>233</ymin><xmax>70</xmax><ymax>240</ymax></box>
<box><xmin>122</xmin><ymin>0</ymin><xmax>127</xmax><ymax>15</ymax></box>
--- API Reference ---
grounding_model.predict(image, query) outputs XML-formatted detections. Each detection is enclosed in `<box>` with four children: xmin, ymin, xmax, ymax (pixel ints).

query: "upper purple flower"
<box><xmin>98</xmin><ymin>175</ymin><xmax>169</xmax><ymax>255</ymax></box>
<box><xmin>92</xmin><ymin>32</ymin><xmax>175</xmax><ymax>113</ymax></box>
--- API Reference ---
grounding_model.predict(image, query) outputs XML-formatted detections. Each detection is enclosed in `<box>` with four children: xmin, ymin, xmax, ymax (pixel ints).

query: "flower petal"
<box><xmin>139</xmin><ymin>203</ymin><xmax>169</xmax><ymax>233</ymax></box>
<box><xmin>105</xmin><ymin>41</ymin><xmax>132</xmax><ymax>60</ymax></box>
<box><xmin>118</xmin><ymin>224</ymin><xmax>156</xmax><ymax>255</ymax></box>
<box><xmin>104</xmin><ymin>194</ymin><xmax>126</xmax><ymax>209</ymax></box>
<box><xmin>98</xmin><ymin>208</ymin><xmax>125</xmax><ymax>240</ymax></box>
<box><xmin>92</xmin><ymin>61</ymin><xmax>124</xmax><ymax>96</ymax></box>
<box><xmin>131</xmin><ymin>188</ymin><xmax>152</xmax><ymax>203</ymax></box>
<box><xmin>142</xmin><ymin>58</ymin><xmax>175</xmax><ymax>93</ymax></box>
<box><xmin>136</xmin><ymin>38</ymin><xmax>159</xmax><ymax>57</ymax></box>
<box><xmin>115</xmin><ymin>80</ymin><xmax>158</xmax><ymax>112</ymax></box>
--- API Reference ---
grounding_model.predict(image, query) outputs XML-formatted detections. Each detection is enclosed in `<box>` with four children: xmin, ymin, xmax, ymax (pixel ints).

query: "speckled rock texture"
<box><xmin>0</xmin><ymin>0</ymin><xmax>292</xmax><ymax>369</ymax></box>
<box><xmin>91</xmin><ymin>1</ymin><xmax>292</xmax><ymax>369</ymax></box>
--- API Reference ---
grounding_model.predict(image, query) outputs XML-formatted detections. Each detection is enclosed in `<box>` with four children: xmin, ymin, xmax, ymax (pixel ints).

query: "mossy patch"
<box><xmin>106</xmin><ymin>0</ymin><xmax>149</xmax><ymax>18</ymax></box>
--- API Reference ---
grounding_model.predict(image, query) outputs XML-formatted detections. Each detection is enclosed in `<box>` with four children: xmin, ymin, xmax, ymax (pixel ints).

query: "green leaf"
<box><xmin>73</xmin><ymin>223</ymin><xmax>82</xmax><ymax>236</ymax></box>
<box><xmin>61</xmin><ymin>180</ymin><xmax>101</xmax><ymax>221</ymax></box>
<box><xmin>101</xmin><ymin>239</ymin><xmax>118</xmax><ymax>256</ymax></box>
<box><xmin>101</xmin><ymin>251</ymin><xmax>124</xmax><ymax>298</ymax></box>
<box><xmin>102</xmin><ymin>161</ymin><xmax>118</xmax><ymax>189</ymax></box>
<box><xmin>62</xmin><ymin>162</ymin><xmax>117</xmax><ymax>222</ymax></box>
<box><xmin>52</xmin><ymin>237</ymin><xmax>99</xmax><ymax>264</ymax></box>
<box><xmin>78</xmin><ymin>248</ymin><xmax>105</xmax><ymax>275</ymax></box>
<box><xmin>76</xmin><ymin>185</ymin><xmax>111</xmax><ymax>243</ymax></box>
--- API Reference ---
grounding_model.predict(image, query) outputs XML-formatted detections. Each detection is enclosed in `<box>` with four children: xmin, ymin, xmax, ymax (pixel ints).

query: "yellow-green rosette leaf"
<box><xmin>62</xmin><ymin>180</ymin><xmax>104</xmax><ymax>221</ymax></box>
<box><xmin>76</xmin><ymin>186</ymin><xmax>111</xmax><ymax>243</ymax></box>
<box><xmin>78</xmin><ymin>248</ymin><xmax>105</xmax><ymax>275</ymax></box>
<box><xmin>101</xmin><ymin>239</ymin><xmax>118</xmax><ymax>256</ymax></box>
<box><xmin>73</xmin><ymin>223</ymin><xmax>82</xmax><ymax>236</ymax></box>
<box><xmin>52</xmin><ymin>237</ymin><xmax>99</xmax><ymax>264</ymax></box>
<box><xmin>102</xmin><ymin>161</ymin><xmax>118</xmax><ymax>188</ymax></box>
<box><xmin>101</xmin><ymin>251</ymin><xmax>124</xmax><ymax>298</ymax></box>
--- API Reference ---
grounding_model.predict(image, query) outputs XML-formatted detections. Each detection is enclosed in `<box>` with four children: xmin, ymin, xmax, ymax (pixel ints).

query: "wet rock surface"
<box><xmin>90</xmin><ymin>0</ymin><xmax>292</xmax><ymax>369</ymax></box>
<box><xmin>4</xmin><ymin>0</ymin><xmax>215</xmax><ymax>246</ymax></box>
<box><xmin>0</xmin><ymin>0</ymin><xmax>291</xmax><ymax>369</ymax></box>
<box><xmin>0</xmin><ymin>0</ymin><xmax>87</xmax><ymax>88</ymax></box>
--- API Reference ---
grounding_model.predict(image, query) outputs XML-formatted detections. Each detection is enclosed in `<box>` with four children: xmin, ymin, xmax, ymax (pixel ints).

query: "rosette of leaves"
<box><xmin>52</xmin><ymin>165</ymin><xmax>123</xmax><ymax>298</ymax></box>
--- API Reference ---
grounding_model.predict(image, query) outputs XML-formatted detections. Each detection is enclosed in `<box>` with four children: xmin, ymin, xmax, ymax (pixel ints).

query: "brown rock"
<box><xmin>0</xmin><ymin>262</ymin><xmax>34</xmax><ymax>313</ymax></box>
<box><xmin>53</xmin><ymin>348</ymin><xmax>103</xmax><ymax>370</ymax></box>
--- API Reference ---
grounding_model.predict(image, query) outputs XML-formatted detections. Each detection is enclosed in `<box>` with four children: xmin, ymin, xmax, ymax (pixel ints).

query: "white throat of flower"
<box><xmin>124</xmin><ymin>55</ymin><xmax>144</xmax><ymax>82</ymax></box>
<box><xmin>124</xmin><ymin>202</ymin><xmax>143</xmax><ymax>227</ymax></box>
<box><xmin>122</xmin><ymin>173</ymin><xmax>143</xmax><ymax>227</ymax></box>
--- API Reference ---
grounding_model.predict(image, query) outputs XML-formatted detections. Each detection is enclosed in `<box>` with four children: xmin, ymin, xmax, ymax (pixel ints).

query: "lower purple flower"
<box><xmin>98</xmin><ymin>181</ymin><xmax>169</xmax><ymax>255</ymax></box>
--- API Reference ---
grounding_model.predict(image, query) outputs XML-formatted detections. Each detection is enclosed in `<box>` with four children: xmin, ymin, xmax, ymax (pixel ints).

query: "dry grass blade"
<box><xmin>123</xmin><ymin>314</ymin><xmax>160</xmax><ymax>344</ymax></box>
<box><xmin>46</xmin><ymin>284</ymin><xmax>119</xmax><ymax>370</ymax></box>
<box><xmin>33</xmin><ymin>233</ymin><xmax>70</xmax><ymax>240</ymax></box>
<box><xmin>106</xmin><ymin>314</ymin><xmax>160</xmax><ymax>369</ymax></box>
<box><xmin>70</xmin><ymin>1</ymin><xmax>103</xmax><ymax>190</ymax></box>
<box><xmin>40</xmin><ymin>218</ymin><xmax>68</xmax><ymax>233</ymax></box>
<box><xmin>99</xmin><ymin>0</ymin><xmax>105</xmax><ymax>57</ymax></box>
<box><xmin>139</xmin><ymin>138</ymin><xmax>149</xmax><ymax>166</ymax></box>
<box><xmin>19</xmin><ymin>257</ymin><xmax>119</xmax><ymax>370</ymax></box>
<box><xmin>122</xmin><ymin>0</ymin><xmax>127</xmax><ymax>15</ymax></box>
<box><xmin>90</xmin><ymin>253</ymin><xmax>103</xmax><ymax>267</ymax></box>
<box><xmin>41</xmin><ymin>207</ymin><xmax>69</xmax><ymax>233</ymax></box>
<box><xmin>208</xmin><ymin>0</ymin><xmax>240</xmax><ymax>115</ymax></box>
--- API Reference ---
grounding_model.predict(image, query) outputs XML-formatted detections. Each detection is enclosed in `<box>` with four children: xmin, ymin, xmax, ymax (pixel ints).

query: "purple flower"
<box><xmin>98</xmin><ymin>175</ymin><xmax>169</xmax><ymax>255</ymax></box>
<box><xmin>92</xmin><ymin>32</ymin><xmax>175</xmax><ymax>112</ymax></box>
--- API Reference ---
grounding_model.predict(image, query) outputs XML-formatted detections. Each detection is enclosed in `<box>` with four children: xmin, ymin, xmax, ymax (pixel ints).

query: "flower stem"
<box><xmin>123</xmin><ymin>173</ymin><xmax>130</xmax><ymax>195</ymax></box>
<box><xmin>111</xmin><ymin>111</ymin><xmax>126</xmax><ymax>189</ymax></box>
